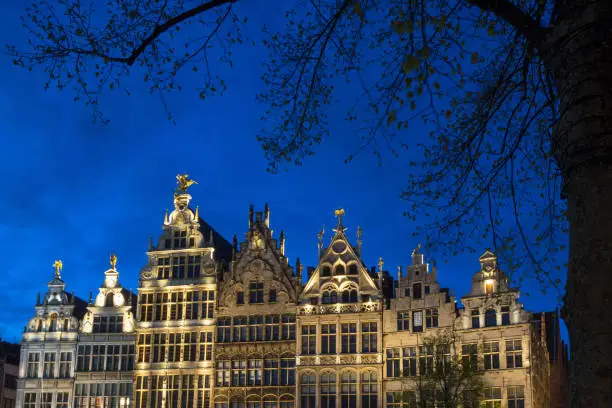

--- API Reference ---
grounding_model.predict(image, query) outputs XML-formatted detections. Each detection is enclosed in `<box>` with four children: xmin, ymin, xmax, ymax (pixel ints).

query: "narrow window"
<box><xmin>413</xmin><ymin>283</ymin><xmax>422</xmax><ymax>299</ymax></box>
<box><xmin>269</xmin><ymin>290</ymin><xmax>277</xmax><ymax>303</ymax></box>
<box><xmin>236</xmin><ymin>292</ymin><xmax>244</xmax><ymax>305</ymax></box>
<box><xmin>485</xmin><ymin>309</ymin><xmax>497</xmax><ymax>327</ymax></box>
<box><xmin>471</xmin><ymin>310</ymin><xmax>480</xmax><ymax>328</ymax></box>
<box><xmin>412</xmin><ymin>311</ymin><xmax>423</xmax><ymax>332</ymax></box>
<box><xmin>501</xmin><ymin>306</ymin><xmax>511</xmax><ymax>325</ymax></box>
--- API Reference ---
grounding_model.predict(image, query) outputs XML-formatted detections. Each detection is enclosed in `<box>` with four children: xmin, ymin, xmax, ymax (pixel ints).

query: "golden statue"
<box><xmin>175</xmin><ymin>174</ymin><xmax>198</xmax><ymax>195</ymax></box>
<box><xmin>53</xmin><ymin>260</ymin><xmax>63</xmax><ymax>279</ymax></box>
<box><xmin>334</xmin><ymin>208</ymin><xmax>345</xmax><ymax>226</ymax></box>
<box><xmin>378</xmin><ymin>257</ymin><xmax>384</xmax><ymax>273</ymax></box>
<box><xmin>110</xmin><ymin>253</ymin><xmax>117</xmax><ymax>269</ymax></box>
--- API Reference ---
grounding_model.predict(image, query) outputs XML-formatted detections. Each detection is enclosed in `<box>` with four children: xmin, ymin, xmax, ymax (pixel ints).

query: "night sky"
<box><xmin>0</xmin><ymin>1</ymin><xmax>565</xmax><ymax>342</ymax></box>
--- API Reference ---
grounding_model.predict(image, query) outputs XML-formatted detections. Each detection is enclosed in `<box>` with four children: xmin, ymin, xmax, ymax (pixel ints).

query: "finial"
<box><xmin>280</xmin><ymin>231</ymin><xmax>286</xmax><ymax>256</ymax></box>
<box><xmin>334</xmin><ymin>208</ymin><xmax>345</xmax><ymax>226</ymax></box>
<box><xmin>378</xmin><ymin>257</ymin><xmax>384</xmax><ymax>273</ymax></box>
<box><xmin>36</xmin><ymin>292</ymin><xmax>41</xmax><ymax>306</ymax></box>
<box><xmin>357</xmin><ymin>225</ymin><xmax>363</xmax><ymax>255</ymax></box>
<box><xmin>317</xmin><ymin>225</ymin><xmax>325</xmax><ymax>258</ymax></box>
<box><xmin>110</xmin><ymin>253</ymin><xmax>117</xmax><ymax>270</ymax></box>
<box><xmin>264</xmin><ymin>203</ymin><xmax>270</xmax><ymax>228</ymax></box>
<box><xmin>194</xmin><ymin>205</ymin><xmax>200</xmax><ymax>220</ymax></box>
<box><xmin>397</xmin><ymin>265</ymin><xmax>402</xmax><ymax>279</ymax></box>
<box><xmin>89</xmin><ymin>291</ymin><xmax>93</xmax><ymax>304</ymax></box>
<box><xmin>164</xmin><ymin>209</ymin><xmax>169</xmax><ymax>224</ymax></box>
<box><xmin>249</xmin><ymin>204</ymin><xmax>254</xmax><ymax>226</ymax></box>
<box><xmin>53</xmin><ymin>260</ymin><xmax>63</xmax><ymax>279</ymax></box>
<box><xmin>175</xmin><ymin>174</ymin><xmax>197</xmax><ymax>196</ymax></box>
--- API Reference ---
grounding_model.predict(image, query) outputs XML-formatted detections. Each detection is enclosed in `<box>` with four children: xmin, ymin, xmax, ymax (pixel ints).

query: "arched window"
<box><xmin>49</xmin><ymin>314</ymin><xmax>58</xmax><ymax>332</ymax></box>
<box><xmin>349</xmin><ymin>290</ymin><xmax>358</xmax><ymax>303</ymax></box>
<box><xmin>263</xmin><ymin>396</ymin><xmax>277</xmax><ymax>408</ymax></box>
<box><xmin>320</xmin><ymin>372</ymin><xmax>336</xmax><ymax>408</ymax></box>
<box><xmin>361</xmin><ymin>371</ymin><xmax>378</xmax><ymax>408</ymax></box>
<box><xmin>300</xmin><ymin>373</ymin><xmax>316</xmax><ymax>408</ymax></box>
<box><xmin>340</xmin><ymin>371</ymin><xmax>357</xmax><ymax>408</ymax></box>
<box><xmin>348</xmin><ymin>264</ymin><xmax>358</xmax><ymax>275</ymax></box>
<box><xmin>335</xmin><ymin>264</ymin><xmax>345</xmax><ymax>275</ymax></box>
<box><xmin>322</xmin><ymin>292</ymin><xmax>330</xmax><ymax>304</ymax></box>
<box><xmin>485</xmin><ymin>309</ymin><xmax>497</xmax><ymax>327</ymax></box>
<box><xmin>246</xmin><ymin>396</ymin><xmax>261</xmax><ymax>408</ymax></box>
<box><xmin>321</xmin><ymin>266</ymin><xmax>331</xmax><ymax>277</ymax></box>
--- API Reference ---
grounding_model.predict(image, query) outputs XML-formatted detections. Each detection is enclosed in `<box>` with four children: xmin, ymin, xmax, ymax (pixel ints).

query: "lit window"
<box><xmin>413</xmin><ymin>311</ymin><xmax>423</xmax><ymax>332</ymax></box>
<box><xmin>482</xmin><ymin>387</ymin><xmax>502</xmax><ymax>408</ymax></box>
<box><xmin>485</xmin><ymin>280</ymin><xmax>494</xmax><ymax>295</ymax></box>
<box><xmin>248</xmin><ymin>360</ymin><xmax>263</xmax><ymax>386</ymax></box>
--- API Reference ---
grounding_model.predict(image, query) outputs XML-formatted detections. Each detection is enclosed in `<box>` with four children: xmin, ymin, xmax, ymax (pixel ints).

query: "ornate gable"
<box><xmin>218</xmin><ymin>204</ymin><xmax>298</xmax><ymax>310</ymax></box>
<box><xmin>301</xmin><ymin>209</ymin><xmax>381</xmax><ymax>305</ymax></box>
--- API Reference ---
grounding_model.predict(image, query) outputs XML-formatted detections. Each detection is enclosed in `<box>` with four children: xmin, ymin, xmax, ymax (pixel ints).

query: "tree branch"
<box><xmin>122</xmin><ymin>0</ymin><xmax>237</xmax><ymax>66</ymax></box>
<box><xmin>466</xmin><ymin>0</ymin><xmax>546</xmax><ymax>49</ymax></box>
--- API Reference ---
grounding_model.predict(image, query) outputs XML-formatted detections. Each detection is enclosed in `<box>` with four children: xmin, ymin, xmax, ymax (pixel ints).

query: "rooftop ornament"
<box><xmin>175</xmin><ymin>173</ymin><xmax>198</xmax><ymax>196</ymax></box>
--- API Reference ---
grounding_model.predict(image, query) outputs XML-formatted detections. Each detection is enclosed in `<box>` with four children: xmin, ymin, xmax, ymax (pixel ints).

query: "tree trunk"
<box><xmin>547</xmin><ymin>1</ymin><xmax>612</xmax><ymax>406</ymax></box>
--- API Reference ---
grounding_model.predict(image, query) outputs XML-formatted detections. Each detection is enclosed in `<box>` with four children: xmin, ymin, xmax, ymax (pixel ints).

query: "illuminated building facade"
<box><xmin>213</xmin><ymin>206</ymin><xmax>300</xmax><ymax>408</ymax></box>
<box><xmin>296</xmin><ymin>212</ymin><xmax>384</xmax><ymax>408</ymax></box>
<box><xmin>74</xmin><ymin>256</ymin><xmax>137</xmax><ymax>408</ymax></box>
<box><xmin>16</xmin><ymin>262</ymin><xmax>85</xmax><ymax>408</ymax></box>
<box><xmin>15</xmin><ymin>177</ymin><xmax>565</xmax><ymax>407</ymax></box>
<box><xmin>133</xmin><ymin>190</ymin><xmax>232</xmax><ymax>408</ymax></box>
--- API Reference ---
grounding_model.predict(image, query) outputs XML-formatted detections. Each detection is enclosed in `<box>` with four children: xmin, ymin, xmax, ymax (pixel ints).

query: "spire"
<box><xmin>194</xmin><ymin>205</ymin><xmax>200</xmax><ymax>220</ymax></box>
<box><xmin>36</xmin><ymin>292</ymin><xmax>41</xmax><ymax>306</ymax></box>
<box><xmin>164</xmin><ymin>209</ymin><xmax>169</xmax><ymax>224</ymax></box>
<box><xmin>296</xmin><ymin>257</ymin><xmax>301</xmax><ymax>278</ymax></box>
<box><xmin>232</xmin><ymin>234</ymin><xmax>238</xmax><ymax>260</ymax></box>
<box><xmin>264</xmin><ymin>203</ymin><xmax>270</xmax><ymax>228</ymax></box>
<box><xmin>397</xmin><ymin>265</ymin><xmax>403</xmax><ymax>279</ymax></box>
<box><xmin>89</xmin><ymin>291</ymin><xmax>93</xmax><ymax>304</ymax></box>
<box><xmin>357</xmin><ymin>225</ymin><xmax>363</xmax><ymax>255</ymax></box>
<box><xmin>148</xmin><ymin>236</ymin><xmax>154</xmax><ymax>251</ymax></box>
<box><xmin>378</xmin><ymin>257</ymin><xmax>384</xmax><ymax>289</ymax></box>
<box><xmin>317</xmin><ymin>225</ymin><xmax>325</xmax><ymax>259</ymax></box>
<box><xmin>53</xmin><ymin>260</ymin><xmax>63</xmax><ymax>279</ymax></box>
<box><xmin>280</xmin><ymin>230</ymin><xmax>286</xmax><ymax>256</ymax></box>
<box><xmin>249</xmin><ymin>204</ymin><xmax>254</xmax><ymax>227</ymax></box>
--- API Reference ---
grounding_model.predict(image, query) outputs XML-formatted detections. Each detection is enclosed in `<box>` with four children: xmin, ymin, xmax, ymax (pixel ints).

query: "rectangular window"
<box><xmin>341</xmin><ymin>323</ymin><xmax>357</xmax><ymax>354</ymax></box>
<box><xmin>501</xmin><ymin>306</ymin><xmax>511</xmax><ymax>325</ymax></box>
<box><xmin>361</xmin><ymin>322</ymin><xmax>377</xmax><ymax>353</ymax></box>
<box><xmin>172</xmin><ymin>256</ymin><xmax>186</xmax><ymax>279</ymax></box>
<box><xmin>249</xmin><ymin>315</ymin><xmax>264</xmax><ymax>341</ymax></box>
<box><xmin>174</xmin><ymin>230</ymin><xmax>187</xmax><ymax>249</ymax></box>
<box><xmin>232</xmin><ymin>360</ymin><xmax>247</xmax><ymax>386</ymax></box>
<box><xmin>471</xmin><ymin>310</ymin><xmax>480</xmax><ymax>328</ymax></box>
<box><xmin>216</xmin><ymin>361</ymin><xmax>231</xmax><ymax>386</ymax></box>
<box><xmin>301</xmin><ymin>325</ymin><xmax>316</xmax><ymax>355</ymax></box>
<box><xmin>387</xmin><ymin>392</ymin><xmax>415</xmax><ymax>408</ymax></box>
<box><xmin>183</xmin><ymin>332</ymin><xmax>198</xmax><ymax>362</ymax></box>
<box><xmin>506</xmin><ymin>339</ymin><xmax>523</xmax><ymax>368</ymax></box>
<box><xmin>482</xmin><ymin>387</ymin><xmax>502</xmax><ymax>408</ymax></box>
<box><xmin>462</xmin><ymin>343</ymin><xmax>478</xmax><ymax>369</ymax></box>
<box><xmin>508</xmin><ymin>385</ymin><xmax>525</xmax><ymax>408</ymax></box>
<box><xmin>269</xmin><ymin>290</ymin><xmax>277</xmax><ymax>303</ymax></box>
<box><xmin>386</xmin><ymin>348</ymin><xmax>400</xmax><ymax>378</ymax></box>
<box><xmin>187</xmin><ymin>255</ymin><xmax>201</xmax><ymax>278</ymax></box>
<box><xmin>152</xmin><ymin>334</ymin><xmax>167</xmax><ymax>363</ymax></box>
<box><xmin>402</xmin><ymin>347</ymin><xmax>417</xmax><ymax>376</ymax></box>
<box><xmin>397</xmin><ymin>311</ymin><xmax>410</xmax><ymax>331</ymax></box>
<box><xmin>199</xmin><ymin>332</ymin><xmax>213</xmax><ymax>361</ymax></box>
<box><xmin>217</xmin><ymin>317</ymin><xmax>231</xmax><ymax>342</ymax></box>
<box><xmin>321</xmin><ymin>324</ymin><xmax>337</xmax><ymax>354</ymax></box>
<box><xmin>233</xmin><ymin>316</ymin><xmax>248</xmax><ymax>342</ymax></box>
<box><xmin>281</xmin><ymin>314</ymin><xmax>296</xmax><ymax>340</ymax></box>
<box><xmin>425</xmin><ymin>308</ymin><xmax>438</xmax><ymax>328</ymax></box>
<box><xmin>413</xmin><ymin>283</ymin><xmax>422</xmax><ymax>299</ymax></box>
<box><xmin>249</xmin><ymin>281</ymin><xmax>264</xmax><ymax>304</ymax></box>
<box><xmin>201</xmin><ymin>290</ymin><xmax>215</xmax><ymax>319</ymax></box>
<box><xmin>157</xmin><ymin>257</ymin><xmax>171</xmax><ymax>279</ymax></box>
<box><xmin>413</xmin><ymin>311</ymin><xmax>423</xmax><ymax>332</ymax></box>
<box><xmin>59</xmin><ymin>352</ymin><xmax>72</xmax><ymax>378</ymax></box>
<box><xmin>56</xmin><ymin>392</ymin><xmax>69</xmax><ymax>408</ymax></box>
<box><xmin>280</xmin><ymin>358</ymin><xmax>295</xmax><ymax>385</ymax></box>
<box><xmin>264</xmin><ymin>359</ymin><xmax>279</xmax><ymax>386</ymax></box>
<box><xmin>484</xmin><ymin>342</ymin><xmax>500</xmax><ymax>370</ymax></box>
<box><xmin>41</xmin><ymin>392</ymin><xmax>52</xmax><ymax>408</ymax></box>
<box><xmin>27</xmin><ymin>353</ymin><xmax>39</xmax><ymax>378</ymax></box>
<box><xmin>265</xmin><ymin>315</ymin><xmax>280</xmax><ymax>341</ymax></box>
<box><xmin>24</xmin><ymin>393</ymin><xmax>36</xmax><ymax>408</ymax></box>
<box><xmin>419</xmin><ymin>345</ymin><xmax>434</xmax><ymax>375</ymax></box>
<box><xmin>403</xmin><ymin>288</ymin><xmax>410</xmax><ymax>297</ymax></box>
<box><xmin>43</xmin><ymin>352</ymin><xmax>56</xmax><ymax>378</ymax></box>
<box><xmin>248</xmin><ymin>359</ymin><xmax>263</xmax><ymax>386</ymax></box>
<box><xmin>236</xmin><ymin>292</ymin><xmax>245</xmax><ymax>305</ymax></box>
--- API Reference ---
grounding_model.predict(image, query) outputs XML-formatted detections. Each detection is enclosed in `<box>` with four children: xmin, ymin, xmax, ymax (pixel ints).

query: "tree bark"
<box><xmin>547</xmin><ymin>1</ymin><xmax>612</xmax><ymax>406</ymax></box>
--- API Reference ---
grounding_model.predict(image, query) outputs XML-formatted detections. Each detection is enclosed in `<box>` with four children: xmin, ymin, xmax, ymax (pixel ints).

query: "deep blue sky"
<box><xmin>0</xmin><ymin>1</ymin><xmax>564</xmax><ymax>342</ymax></box>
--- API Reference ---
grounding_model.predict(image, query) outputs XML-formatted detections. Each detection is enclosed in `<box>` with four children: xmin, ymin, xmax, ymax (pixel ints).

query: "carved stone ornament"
<box><xmin>140</xmin><ymin>266</ymin><xmax>155</xmax><ymax>280</ymax></box>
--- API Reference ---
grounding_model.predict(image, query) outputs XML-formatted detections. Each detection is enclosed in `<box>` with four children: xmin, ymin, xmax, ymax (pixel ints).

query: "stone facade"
<box><xmin>15</xmin><ymin>183</ymin><xmax>565</xmax><ymax>408</ymax></box>
<box><xmin>74</xmin><ymin>257</ymin><xmax>136</xmax><ymax>408</ymax></box>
